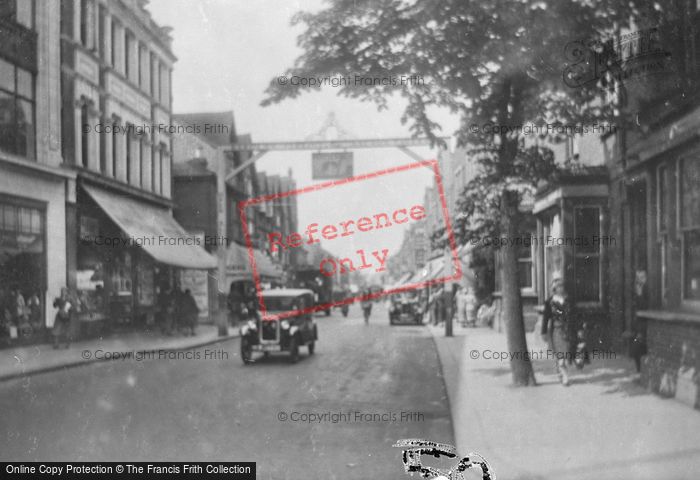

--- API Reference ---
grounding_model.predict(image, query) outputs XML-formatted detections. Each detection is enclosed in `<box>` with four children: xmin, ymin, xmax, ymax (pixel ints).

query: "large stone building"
<box><xmin>0</xmin><ymin>0</ymin><xmax>72</xmax><ymax>345</ymax></box>
<box><xmin>59</xmin><ymin>0</ymin><xmax>215</xmax><ymax>336</ymax></box>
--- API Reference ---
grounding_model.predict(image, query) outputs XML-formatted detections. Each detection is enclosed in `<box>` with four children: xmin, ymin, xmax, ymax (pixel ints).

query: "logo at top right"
<box><xmin>563</xmin><ymin>27</ymin><xmax>674</xmax><ymax>90</ymax></box>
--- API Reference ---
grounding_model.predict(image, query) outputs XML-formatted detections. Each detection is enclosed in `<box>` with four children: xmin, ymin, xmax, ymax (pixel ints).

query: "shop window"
<box><xmin>657</xmin><ymin>161</ymin><xmax>676</xmax><ymax>305</ymax></box>
<box><xmin>573</xmin><ymin>206</ymin><xmax>601</xmax><ymax>303</ymax></box>
<box><xmin>0</xmin><ymin>200</ymin><xmax>46</xmax><ymax>335</ymax></box>
<box><xmin>543</xmin><ymin>212</ymin><xmax>564</xmax><ymax>297</ymax></box>
<box><xmin>0</xmin><ymin>58</ymin><xmax>35</xmax><ymax>160</ymax></box>
<box><xmin>517</xmin><ymin>227</ymin><xmax>535</xmax><ymax>290</ymax></box>
<box><xmin>111</xmin><ymin>252</ymin><xmax>132</xmax><ymax>294</ymax></box>
<box><xmin>680</xmin><ymin>157</ymin><xmax>700</xmax><ymax>303</ymax></box>
<box><xmin>136</xmin><ymin>261</ymin><xmax>154</xmax><ymax>307</ymax></box>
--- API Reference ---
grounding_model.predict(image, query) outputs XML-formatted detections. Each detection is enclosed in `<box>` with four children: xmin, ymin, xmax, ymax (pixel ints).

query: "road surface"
<box><xmin>0</xmin><ymin>302</ymin><xmax>453</xmax><ymax>479</ymax></box>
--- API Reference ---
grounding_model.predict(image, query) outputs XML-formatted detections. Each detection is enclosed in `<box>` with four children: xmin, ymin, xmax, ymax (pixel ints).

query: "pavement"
<box><xmin>0</xmin><ymin>323</ymin><xmax>239</xmax><ymax>381</ymax></box>
<box><xmin>429</xmin><ymin>322</ymin><xmax>700</xmax><ymax>480</ymax></box>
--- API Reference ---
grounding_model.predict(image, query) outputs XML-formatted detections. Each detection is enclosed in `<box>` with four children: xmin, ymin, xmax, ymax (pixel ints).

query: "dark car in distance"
<box><xmin>389</xmin><ymin>294</ymin><xmax>424</xmax><ymax>326</ymax></box>
<box><xmin>239</xmin><ymin>289</ymin><xmax>318</xmax><ymax>364</ymax></box>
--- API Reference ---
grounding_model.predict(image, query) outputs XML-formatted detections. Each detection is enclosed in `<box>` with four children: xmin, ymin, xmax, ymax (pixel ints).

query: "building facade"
<box><xmin>605</xmin><ymin>11</ymin><xmax>700</xmax><ymax>409</ymax></box>
<box><xmin>0</xmin><ymin>0</ymin><xmax>72</xmax><ymax>345</ymax></box>
<box><xmin>171</xmin><ymin>115</ymin><xmax>297</xmax><ymax>319</ymax></box>
<box><xmin>60</xmin><ymin>0</ymin><xmax>215</xmax><ymax>337</ymax></box>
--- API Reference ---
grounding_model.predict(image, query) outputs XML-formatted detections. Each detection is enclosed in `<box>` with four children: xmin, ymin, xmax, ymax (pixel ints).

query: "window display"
<box><xmin>0</xmin><ymin>200</ymin><xmax>45</xmax><ymax>338</ymax></box>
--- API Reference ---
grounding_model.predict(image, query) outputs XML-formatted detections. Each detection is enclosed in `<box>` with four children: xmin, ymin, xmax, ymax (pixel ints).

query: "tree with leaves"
<box><xmin>263</xmin><ymin>0</ymin><xmax>641</xmax><ymax>385</ymax></box>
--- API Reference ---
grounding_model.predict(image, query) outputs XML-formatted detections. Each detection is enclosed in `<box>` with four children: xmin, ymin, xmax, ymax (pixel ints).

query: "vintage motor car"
<box><xmin>332</xmin><ymin>287</ymin><xmax>350</xmax><ymax>317</ymax></box>
<box><xmin>239</xmin><ymin>289</ymin><xmax>318</xmax><ymax>364</ymax></box>
<box><xmin>389</xmin><ymin>294</ymin><xmax>424</xmax><ymax>325</ymax></box>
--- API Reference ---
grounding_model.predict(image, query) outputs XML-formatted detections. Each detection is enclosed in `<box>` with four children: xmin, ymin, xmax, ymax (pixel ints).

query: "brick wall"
<box><xmin>642</xmin><ymin>319</ymin><xmax>700</xmax><ymax>410</ymax></box>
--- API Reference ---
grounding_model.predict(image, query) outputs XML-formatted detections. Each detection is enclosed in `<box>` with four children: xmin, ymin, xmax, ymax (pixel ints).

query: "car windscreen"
<box><xmin>263</xmin><ymin>295</ymin><xmax>305</xmax><ymax>311</ymax></box>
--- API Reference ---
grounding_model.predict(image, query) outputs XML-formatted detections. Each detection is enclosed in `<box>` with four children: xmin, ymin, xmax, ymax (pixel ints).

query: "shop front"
<box><xmin>0</xmin><ymin>195</ymin><xmax>46</xmax><ymax>344</ymax></box>
<box><xmin>75</xmin><ymin>184</ymin><xmax>216</xmax><ymax>338</ymax></box>
<box><xmin>0</xmin><ymin>162</ymin><xmax>69</xmax><ymax>348</ymax></box>
<box><xmin>532</xmin><ymin>170</ymin><xmax>611</xmax><ymax>347</ymax></box>
<box><xmin>623</xmin><ymin>141</ymin><xmax>700</xmax><ymax>409</ymax></box>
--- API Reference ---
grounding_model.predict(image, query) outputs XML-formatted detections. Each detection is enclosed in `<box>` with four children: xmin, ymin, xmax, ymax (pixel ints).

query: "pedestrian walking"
<box><xmin>182</xmin><ymin>289</ymin><xmax>199</xmax><ymax>336</ymax></box>
<box><xmin>360</xmin><ymin>288</ymin><xmax>373</xmax><ymax>324</ymax></box>
<box><xmin>541</xmin><ymin>275</ymin><xmax>574</xmax><ymax>386</ymax></box>
<box><xmin>52</xmin><ymin>288</ymin><xmax>72</xmax><ymax>349</ymax></box>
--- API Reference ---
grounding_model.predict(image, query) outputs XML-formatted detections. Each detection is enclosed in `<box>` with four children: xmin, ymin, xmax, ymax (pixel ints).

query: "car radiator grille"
<box><xmin>262</xmin><ymin>321</ymin><xmax>278</xmax><ymax>340</ymax></box>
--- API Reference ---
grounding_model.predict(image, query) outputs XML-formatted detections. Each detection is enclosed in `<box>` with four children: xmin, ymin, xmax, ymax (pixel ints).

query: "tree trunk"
<box><xmin>500</xmin><ymin>190</ymin><xmax>537</xmax><ymax>386</ymax></box>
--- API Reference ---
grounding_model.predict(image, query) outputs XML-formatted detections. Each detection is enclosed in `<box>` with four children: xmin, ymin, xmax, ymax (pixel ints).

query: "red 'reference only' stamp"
<box><xmin>238</xmin><ymin>160</ymin><xmax>461</xmax><ymax>320</ymax></box>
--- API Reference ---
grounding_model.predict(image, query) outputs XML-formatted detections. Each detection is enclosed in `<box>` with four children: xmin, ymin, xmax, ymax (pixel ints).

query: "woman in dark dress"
<box><xmin>541</xmin><ymin>276</ymin><xmax>574</xmax><ymax>386</ymax></box>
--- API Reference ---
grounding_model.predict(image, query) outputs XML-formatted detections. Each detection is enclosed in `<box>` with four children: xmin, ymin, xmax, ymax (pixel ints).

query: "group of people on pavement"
<box><xmin>49</xmin><ymin>284</ymin><xmax>200</xmax><ymax>349</ymax></box>
<box><xmin>157</xmin><ymin>286</ymin><xmax>200</xmax><ymax>336</ymax></box>
<box><xmin>0</xmin><ymin>288</ymin><xmax>43</xmax><ymax>339</ymax></box>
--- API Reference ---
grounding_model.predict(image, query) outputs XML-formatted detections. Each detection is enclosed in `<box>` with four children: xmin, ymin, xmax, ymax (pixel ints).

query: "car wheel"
<box><xmin>325</xmin><ymin>308</ymin><xmax>331</xmax><ymax>316</ymax></box>
<box><xmin>390</xmin><ymin>317</ymin><xmax>395</xmax><ymax>325</ymax></box>
<box><xmin>289</xmin><ymin>336</ymin><xmax>299</xmax><ymax>363</ymax></box>
<box><xmin>341</xmin><ymin>306</ymin><xmax>348</xmax><ymax>317</ymax></box>
<box><xmin>308</xmin><ymin>341</ymin><xmax>315</xmax><ymax>355</ymax></box>
<box><xmin>240</xmin><ymin>338</ymin><xmax>253</xmax><ymax>365</ymax></box>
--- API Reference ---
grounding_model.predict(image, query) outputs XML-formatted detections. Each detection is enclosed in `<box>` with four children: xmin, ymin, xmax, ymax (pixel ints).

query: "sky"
<box><xmin>147</xmin><ymin>0</ymin><xmax>459</xmax><ymax>261</ymax></box>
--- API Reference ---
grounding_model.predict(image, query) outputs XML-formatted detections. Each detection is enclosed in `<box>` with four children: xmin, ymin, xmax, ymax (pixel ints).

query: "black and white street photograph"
<box><xmin>1</xmin><ymin>0</ymin><xmax>700</xmax><ymax>478</ymax></box>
